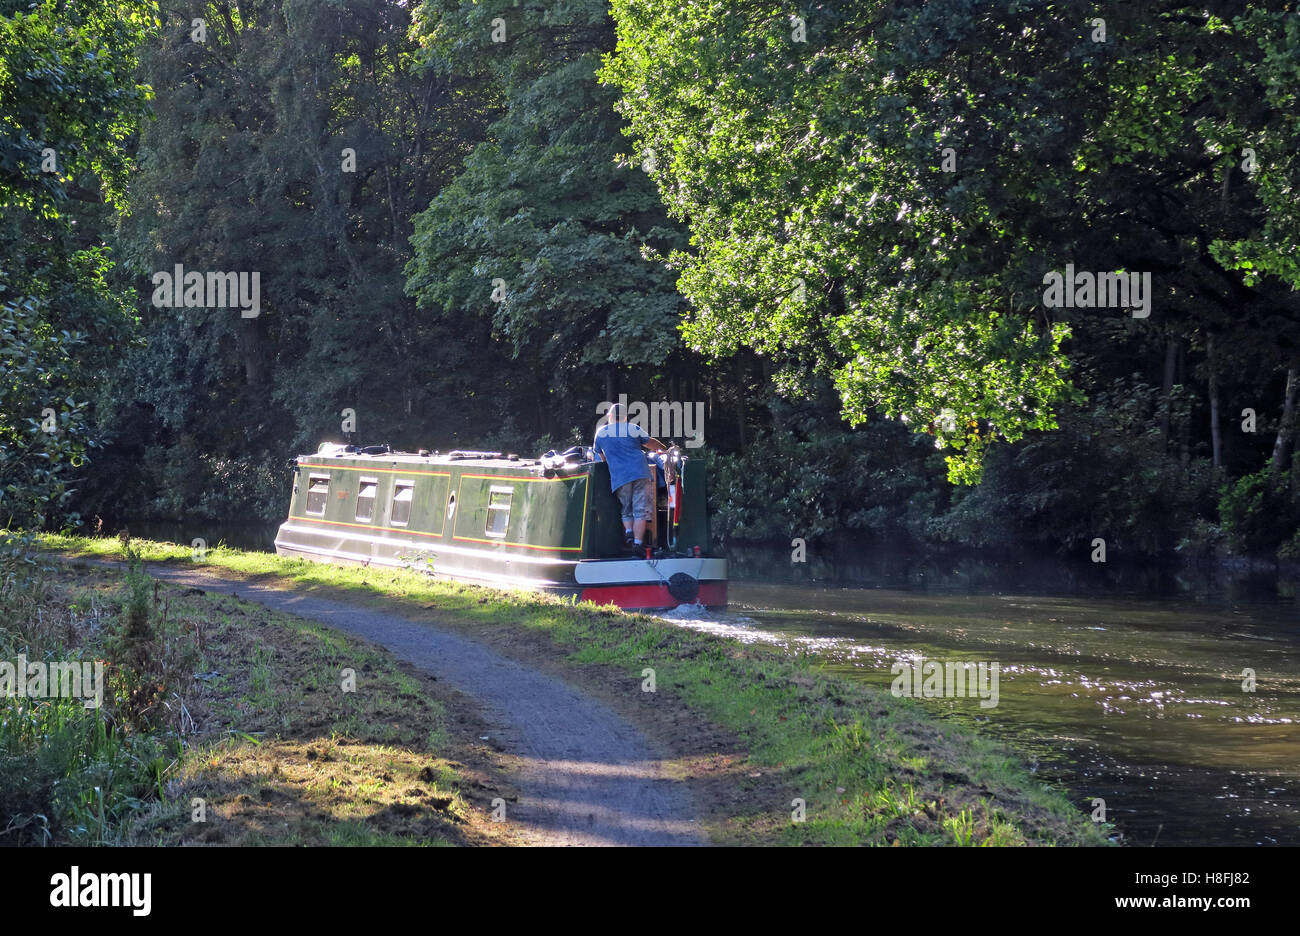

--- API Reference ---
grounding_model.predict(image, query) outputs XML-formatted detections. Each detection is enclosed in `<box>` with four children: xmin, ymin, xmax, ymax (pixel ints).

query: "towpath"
<box><xmin>81</xmin><ymin>560</ymin><xmax>702</xmax><ymax>847</ymax></box>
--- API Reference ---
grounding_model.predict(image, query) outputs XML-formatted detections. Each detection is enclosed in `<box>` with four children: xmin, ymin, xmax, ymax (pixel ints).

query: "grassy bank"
<box><xmin>36</xmin><ymin>534</ymin><xmax>1113</xmax><ymax>846</ymax></box>
<box><xmin>2</xmin><ymin>537</ymin><xmax>525</xmax><ymax>845</ymax></box>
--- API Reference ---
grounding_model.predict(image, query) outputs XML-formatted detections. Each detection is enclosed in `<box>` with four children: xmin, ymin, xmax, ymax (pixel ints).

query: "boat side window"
<box><xmin>305</xmin><ymin>473</ymin><xmax>331</xmax><ymax>516</ymax></box>
<box><xmin>391</xmin><ymin>481</ymin><xmax>415</xmax><ymax>526</ymax></box>
<box><xmin>355</xmin><ymin>478</ymin><xmax>378</xmax><ymax>522</ymax></box>
<box><xmin>486</xmin><ymin>485</ymin><xmax>513</xmax><ymax>537</ymax></box>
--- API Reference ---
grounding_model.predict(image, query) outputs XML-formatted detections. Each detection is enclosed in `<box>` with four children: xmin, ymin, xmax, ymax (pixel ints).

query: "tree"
<box><xmin>601</xmin><ymin>1</ymin><xmax>1300</xmax><ymax>483</ymax></box>
<box><xmin>0</xmin><ymin>0</ymin><xmax>153</xmax><ymax>528</ymax></box>
<box><xmin>84</xmin><ymin>0</ymin><xmax>494</xmax><ymax>523</ymax></box>
<box><xmin>405</xmin><ymin>0</ymin><xmax>690</xmax><ymax>438</ymax></box>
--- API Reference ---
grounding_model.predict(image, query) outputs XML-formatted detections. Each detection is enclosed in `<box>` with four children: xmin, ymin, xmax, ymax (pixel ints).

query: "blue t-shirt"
<box><xmin>593</xmin><ymin>421</ymin><xmax>651</xmax><ymax>492</ymax></box>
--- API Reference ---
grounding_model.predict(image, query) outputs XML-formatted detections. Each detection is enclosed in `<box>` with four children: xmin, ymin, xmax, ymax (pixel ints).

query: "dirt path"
<box><xmin>122</xmin><ymin>562</ymin><xmax>703</xmax><ymax>847</ymax></box>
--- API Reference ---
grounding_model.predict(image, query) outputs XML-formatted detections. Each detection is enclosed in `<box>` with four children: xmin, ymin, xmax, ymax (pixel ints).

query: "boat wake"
<box><xmin>652</xmin><ymin>604</ymin><xmax>886</xmax><ymax>657</ymax></box>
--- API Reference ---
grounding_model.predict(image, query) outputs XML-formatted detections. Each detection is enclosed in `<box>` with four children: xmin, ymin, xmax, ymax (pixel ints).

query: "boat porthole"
<box><xmin>447</xmin><ymin>493</ymin><xmax>456</xmax><ymax>520</ymax></box>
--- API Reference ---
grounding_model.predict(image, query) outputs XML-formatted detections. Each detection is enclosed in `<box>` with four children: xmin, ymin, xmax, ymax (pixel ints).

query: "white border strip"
<box><xmin>276</xmin><ymin>522</ymin><xmax>575</xmax><ymax>567</ymax></box>
<box><xmin>274</xmin><ymin>540</ymin><xmax>562</xmax><ymax>589</ymax></box>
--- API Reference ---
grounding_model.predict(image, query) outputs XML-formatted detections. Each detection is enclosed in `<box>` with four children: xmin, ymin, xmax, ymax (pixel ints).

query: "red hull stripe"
<box><xmin>579</xmin><ymin>582</ymin><xmax>727</xmax><ymax>610</ymax></box>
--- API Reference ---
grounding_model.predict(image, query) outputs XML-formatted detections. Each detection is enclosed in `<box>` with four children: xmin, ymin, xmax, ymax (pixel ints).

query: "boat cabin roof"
<box><xmin>297</xmin><ymin>445</ymin><xmax>588</xmax><ymax>475</ymax></box>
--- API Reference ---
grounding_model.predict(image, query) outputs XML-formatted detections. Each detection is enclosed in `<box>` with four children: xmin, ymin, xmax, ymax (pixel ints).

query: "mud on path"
<box><xmin>113</xmin><ymin>562</ymin><xmax>703</xmax><ymax>847</ymax></box>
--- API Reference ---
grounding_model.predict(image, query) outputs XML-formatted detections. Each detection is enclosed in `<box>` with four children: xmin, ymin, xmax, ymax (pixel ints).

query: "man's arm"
<box><xmin>641</xmin><ymin>436</ymin><xmax>667</xmax><ymax>454</ymax></box>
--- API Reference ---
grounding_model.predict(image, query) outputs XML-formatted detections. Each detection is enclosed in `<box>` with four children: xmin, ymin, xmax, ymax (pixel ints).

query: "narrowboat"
<box><xmin>274</xmin><ymin>443</ymin><xmax>727</xmax><ymax>611</ymax></box>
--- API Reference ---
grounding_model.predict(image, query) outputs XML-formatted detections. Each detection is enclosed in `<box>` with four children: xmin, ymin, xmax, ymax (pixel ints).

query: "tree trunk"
<box><xmin>536</xmin><ymin>377</ymin><xmax>546</xmax><ymax>437</ymax></box>
<box><xmin>1208</xmin><ymin>335</ymin><xmax>1222</xmax><ymax>469</ymax></box>
<box><xmin>1177</xmin><ymin>340</ymin><xmax>1190</xmax><ymax>461</ymax></box>
<box><xmin>1160</xmin><ymin>337</ymin><xmax>1177</xmax><ymax>448</ymax></box>
<box><xmin>735</xmin><ymin>379</ymin><xmax>747</xmax><ymax>449</ymax></box>
<box><xmin>1270</xmin><ymin>365</ymin><xmax>1298</xmax><ymax>471</ymax></box>
<box><xmin>241</xmin><ymin>316</ymin><xmax>264</xmax><ymax>387</ymax></box>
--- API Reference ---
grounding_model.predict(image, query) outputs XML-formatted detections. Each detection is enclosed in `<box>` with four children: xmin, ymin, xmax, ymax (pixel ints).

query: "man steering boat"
<box><xmin>592</xmin><ymin>402</ymin><xmax>666</xmax><ymax>552</ymax></box>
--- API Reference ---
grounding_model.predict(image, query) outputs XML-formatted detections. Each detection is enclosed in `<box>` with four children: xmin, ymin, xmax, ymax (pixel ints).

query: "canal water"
<box><xmin>661</xmin><ymin>546</ymin><xmax>1300</xmax><ymax>846</ymax></box>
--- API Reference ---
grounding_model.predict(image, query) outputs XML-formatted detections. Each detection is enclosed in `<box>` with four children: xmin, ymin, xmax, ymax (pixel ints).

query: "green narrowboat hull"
<box><xmin>274</xmin><ymin>447</ymin><xmax>727</xmax><ymax>611</ymax></box>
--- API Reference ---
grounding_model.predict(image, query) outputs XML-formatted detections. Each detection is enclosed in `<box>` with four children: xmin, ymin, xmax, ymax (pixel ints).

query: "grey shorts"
<box><xmin>614</xmin><ymin>476</ymin><xmax>655</xmax><ymax>522</ymax></box>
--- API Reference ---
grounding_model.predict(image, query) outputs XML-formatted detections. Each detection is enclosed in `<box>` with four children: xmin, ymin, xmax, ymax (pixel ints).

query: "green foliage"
<box><xmin>601</xmin><ymin>0</ymin><xmax>1096</xmax><ymax>480</ymax></box>
<box><xmin>0</xmin><ymin>298</ymin><xmax>92</xmax><ymax>527</ymax></box>
<box><xmin>932</xmin><ymin>380</ymin><xmax>1220</xmax><ymax>556</ymax></box>
<box><xmin>711</xmin><ymin>388</ymin><xmax>946</xmax><ymax>542</ymax></box>
<box><xmin>101</xmin><ymin>542</ymin><xmax>199</xmax><ymax>733</ymax></box>
<box><xmin>0</xmin><ymin>534</ymin><xmax>183</xmax><ymax>845</ymax></box>
<box><xmin>1208</xmin><ymin>9</ymin><xmax>1300</xmax><ymax>291</ymax></box>
<box><xmin>1218</xmin><ymin>467</ymin><xmax>1300</xmax><ymax>556</ymax></box>
<box><xmin>0</xmin><ymin>689</ymin><xmax>178</xmax><ymax>845</ymax></box>
<box><xmin>5</xmin><ymin>0</ymin><xmax>1298</xmax><ymax>569</ymax></box>
<box><xmin>0</xmin><ymin>0</ymin><xmax>153</xmax><ymax>216</ymax></box>
<box><xmin>710</xmin><ymin>371</ymin><xmax>1225</xmax><ymax>558</ymax></box>
<box><xmin>80</xmin><ymin>0</ymin><xmax>498</xmax><ymax>523</ymax></box>
<box><xmin>114</xmin><ymin>546</ymin><xmax>154</xmax><ymax>662</ymax></box>
<box><xmin>405</xmin><ymin>0</ymin><xmax>689</xmax><ymax>404</ymax></box>
<box><xmin>602</xmin><ymin>1</ymin><xmax>1300</xmax><ymax>483</ymax></box>
<box><xmin>0</xmin><ymin>0</ymin><xmax>152</xmax><ymax>529</ymax></box>
<box><xmin>0</xmin><ymin>529</ymin><xmax>52</xmax><ymax>629</ymax></box>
